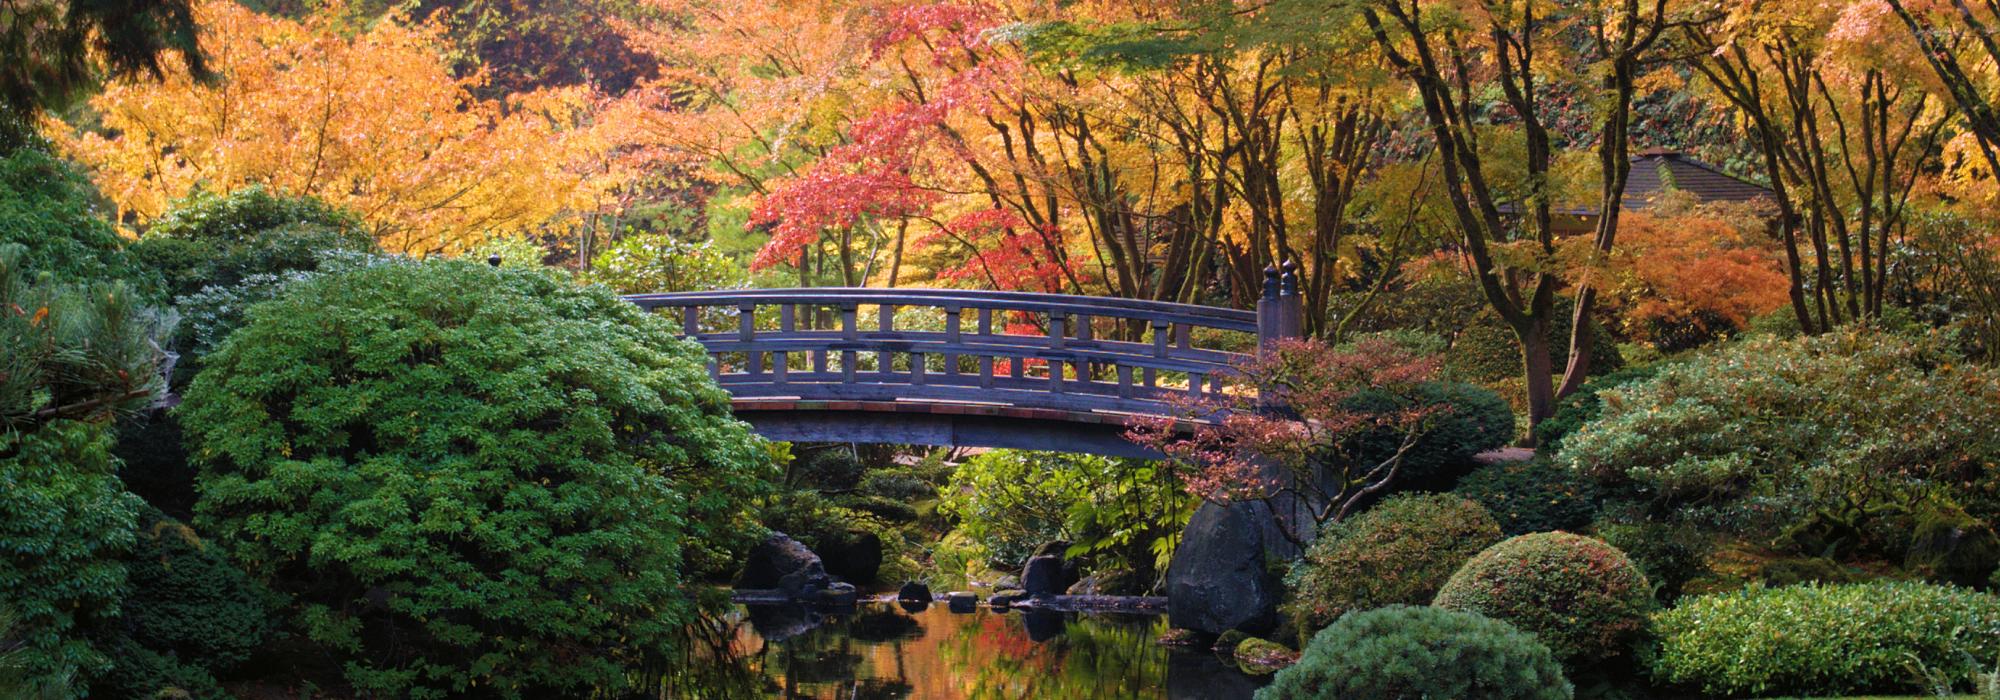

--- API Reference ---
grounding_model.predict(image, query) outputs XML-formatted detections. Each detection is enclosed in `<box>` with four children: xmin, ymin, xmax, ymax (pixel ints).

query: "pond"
<box><xmin>666</xmin><ymin>602</ymin><xmax>1271</xmax><ymax>699</ymax></box>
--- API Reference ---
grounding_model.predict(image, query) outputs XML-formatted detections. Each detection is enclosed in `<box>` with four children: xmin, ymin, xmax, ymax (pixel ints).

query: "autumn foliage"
<box><xmin>52</xmin><ymin>0</ymin><xmax>613</xmax><ymax>255</ymax></box>
<box><xmin>1128</xmin><ymin>338</ymin><xmax>1448</xmax><ymax>546</ymax></box>
<box><xmin>1581</xmin><ymin>204</ymin><xmax>1792</xmax><ymax>347</ymax></box>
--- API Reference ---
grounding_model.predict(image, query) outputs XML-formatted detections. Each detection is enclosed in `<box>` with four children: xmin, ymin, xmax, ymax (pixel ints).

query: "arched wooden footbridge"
<box><xmin>622</xmin><ymin>269</ymin><xmax>1304</xmax><ymax>457</ymax></box>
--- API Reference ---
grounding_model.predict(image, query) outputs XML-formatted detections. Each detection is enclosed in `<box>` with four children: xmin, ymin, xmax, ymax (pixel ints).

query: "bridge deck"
<box><xmin>624</xmin><ymin>281</ymin><xmax>1303</xmax><ymax>452</ymax></box>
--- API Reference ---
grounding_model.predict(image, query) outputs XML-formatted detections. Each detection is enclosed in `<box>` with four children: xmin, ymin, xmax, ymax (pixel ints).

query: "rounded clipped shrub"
<box><xmin>1343</xmin><ymin>381</ymin><xmax>1514</xmax><ymax>491</ymax></box>
<box><xmin>1434</xmin><ymin>532</ymin><xmax>1653</xmax><ymax>665</ymax></box>
<box><xmin>1284</xmin><ymin>494</ymin><xmax>1503</xmax><ymax>636</ymax></box>
<box><xmin>1257</xmin><ymin>605</ymin><xmax>1572</xmax><ymax>700</ymax></box>
<box><xmin>1454</xmin><ymin>459</ymin><xmax>1599</xmax><ymax>536</ymax></box>
<box><xmin>180</xmin><ymin>259</ymin><xmax>774</xmax><ymax>697</ymax></box>
<box><xmin>1649</xmin><ymin>581</ymin><xmax>2000</xmax><ymax>696</ymax></box>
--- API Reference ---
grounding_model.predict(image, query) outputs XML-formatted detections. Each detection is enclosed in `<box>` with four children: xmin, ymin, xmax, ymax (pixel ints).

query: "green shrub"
<box><xmin>1557</xmin><ymin>328</ymin><xmax>2000</xmax><ymax>561</ymax></box>
<box><xmin>1648</xmin><ymin>581</ymin><xmax>2000</xmax><ymax>696</ymax></box>
<box><xmin>1256</xmin><ymin>605</ymin><xmax>1571</xmax><ymax>700</ymax></box>
<box><xmin>1284</xmin><ymin>494</ymin><xmax>1503</xmax><ymax>637</ymax></box>
<box><xmin>2</xmin><ymin>245</ymin><xmax>170</xmax><ymax>432</ymax></box>
<box><xmin>91</xmin><ymin>633</ymin><xmax>229</xmax><ymax>700</ymax></box>
<box><xmin>1907</xmin><ymin>503</ymin><xmax>2000</xmax><ymax>588</ymax></box>
<box><xmin>586</xmin><ymin>233</ymin><xmax>743</xmax><ymax>294</ymax></box>
<box><xmin>0</xmin><ymin>247</ymin><xmax>164</xmax><ymax>690</ymax></box>
<box><xmin>1454</xmin><ymin>459</ymin><xmax>1599</xmax><ymax>536</ymax></box>
<box><xmin>1342</xmin><ymin>381</ymin><xmax>1514</xmax><ymax>491</ymax></box>
<box><xmin>130</xmin><ymin>185</ymin><xmax>373</xmax><ymax>299</ymax></box>
<box><xmin>179</xmin><ymin>259</ymin><xmax>774</xmax><ymax>698</ymax></box>
<box><xmin>1334</xmin><ymin>328</ymin><xmax>1448</xmax><ymax>357</ymax></box>
<box><xmin>93</xmin><ymin>506</ymin><xmax>269</xmax><ymax>698</ymax></box>
<box><xmin>0</xmin><ymin>146</ymin><xmax>145</xmax><ymax>287</ymax></box>
<box><xmin>1530</xmin><ymin>366</ymin><xmax>1661</xmax><ymax>453</ymax></box>
<box><xmin>1596</xmin><ymin>518</ymin><xmax>1711</xmax><ymax>602</ymax></box>
<box><xmin>1435</xmin><ymin>532</ymin><xmax>1653</xmax><ymax>665</ymax></box>
<box><xmin>0</xmin><ymin>420</ymin><xmax>140</xmax><ymax>688</ymax></box>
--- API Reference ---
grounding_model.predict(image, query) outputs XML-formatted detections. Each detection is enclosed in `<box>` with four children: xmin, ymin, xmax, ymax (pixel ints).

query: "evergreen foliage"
<box><xmin>1649</xmin><ymin>581</ymin><xmax>2000</xmax><ymax>696</ymax></box>
<box><xmin>0</xmin><ymin>420</ymin><xmax>138</xmax><ymax>691</ymax></box>
<box><xmin>92</xmin><ymin>506</ymin><xmax>268</xmax><ymax>699</ymax></box>
<box><xmin>178</xmin><ymin>259</ymin><xmax>774</xmax><ymax>697</ymax></box>
<box><xmin>0</xmin><ymin>148</ymin><xmax>144</xmax><ymax>286</ymax></box>
<box><xmin>1342</xmin><ymin>381</ymin><xmax>1514</xmax><ymax>492</ymax></box>
<box><xmin>130</xmin><ymin>186</ymin><xmax>374</xmax><ymax>300</ymax></box>
<box><xmin>1559</xmin><ymin>328</ymin><xmax>2000</xmax><ymax>562</ymax></box>
<box><xmin>1455</xmin><ymin>459</ymin><xmax>1599</xmax><ymax>536</ymax></box>
<box><xmin>1257</xmin><ymin>605</ymin><xmax>1572</xmax><ymax>700</ymax></box>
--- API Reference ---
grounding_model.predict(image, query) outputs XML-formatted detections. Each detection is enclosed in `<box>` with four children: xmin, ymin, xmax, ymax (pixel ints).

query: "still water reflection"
<box><xmin>668</xmin><ymin>602</ymin><xmax>1267</xmax><ymax>699</ymax></box>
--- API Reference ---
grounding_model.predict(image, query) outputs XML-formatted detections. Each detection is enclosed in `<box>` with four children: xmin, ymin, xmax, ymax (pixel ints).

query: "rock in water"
<box><xmin>1022</xmin><ymin>555</ymin><xmax>1075</xmax><ymax>596</ymax></box>
<box><xmin>1166</xmin><ymin>501</ymin><xmax>1280</xmax><ymax>635</ymax></box>
<box><xmin>945</xmin><ymin>591</ymin><xmax>977</xmax><ymax>613</ymax></box>
<box><xmin>1232</xmin><ymin>637</ymin><xmax>1299</xmax><ymax>675</ymax></box>
<box><xmin>821</xmin><ymin>530</ymin><xmax>883</xmax><ymax>584</ymax></box>
<box><xmin>735</xmin><ymin>532</ymin><xmax>832</xmax><ymax>600</ymax></box>
<box><xmin>897</xmin><ymin>580</ymin><xmax>933</xmax><ymax>603</ymax></box>
<box><xmin>816</xmin><ymin>581</ymin><xmax>859</xmax><ymax>609</ymax></box>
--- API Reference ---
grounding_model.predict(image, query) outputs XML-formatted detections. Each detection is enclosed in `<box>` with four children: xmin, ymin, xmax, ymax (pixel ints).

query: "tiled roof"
<box><xmin>1622</xmin><ymin>149</ymin><xmax>1774</xmax><ymax>210</ymax></box>
<box><xmin>1495</xmin><ymin>150</ymin><xmax>1775</xmax><ymax>218</ymax></box>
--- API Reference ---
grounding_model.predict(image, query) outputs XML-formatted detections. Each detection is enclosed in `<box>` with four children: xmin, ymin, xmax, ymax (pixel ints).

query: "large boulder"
<box><xmin>736</xmin><ymin>532</ymin><xmax>832</xmax><ymax>600</ymax></box>
<box><xmin>1166</xmin><ymin>501</ymin><xmax>1280</xmax><ymax>635</ymax></box>
<box><xmin>1022</xmin><ymin>555</ymin><xmax>1079</xmax><ymax>596</ymax></box>
<box><xmin>897</xmin><ymin>580</ymin><xmax>933</xmax><ymax>603</ymax></box>
<box><xmin>821</xmin><ymin>530</ymin><xmax>883</xmax><ymax>584</ymax></box>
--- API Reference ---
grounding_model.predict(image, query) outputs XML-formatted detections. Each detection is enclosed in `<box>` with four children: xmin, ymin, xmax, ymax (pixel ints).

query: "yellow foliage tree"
<box><xmin>51</xmin><ymin>0</ymin><xmax>609</xmax><ymax>256</ymax></box>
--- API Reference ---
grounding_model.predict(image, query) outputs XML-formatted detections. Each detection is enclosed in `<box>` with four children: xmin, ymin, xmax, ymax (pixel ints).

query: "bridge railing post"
<box><xmin>1255</xmin><ymin>261</ymin><xmax>1304</xmax><ymax>357</ymax></box>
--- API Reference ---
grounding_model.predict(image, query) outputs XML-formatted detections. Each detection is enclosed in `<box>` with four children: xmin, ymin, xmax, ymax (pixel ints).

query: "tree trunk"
<box><xmin>1516</xmin><ymin>316</ymin><xmax>1556</xmax><ymax>445</ymax></box>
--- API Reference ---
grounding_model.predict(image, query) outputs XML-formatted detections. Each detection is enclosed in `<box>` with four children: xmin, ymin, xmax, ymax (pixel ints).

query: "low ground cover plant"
<box><xmin>1649</xmin><ymin>580</ymin><xmax>2000</xmax><ymax>696</ymax></box>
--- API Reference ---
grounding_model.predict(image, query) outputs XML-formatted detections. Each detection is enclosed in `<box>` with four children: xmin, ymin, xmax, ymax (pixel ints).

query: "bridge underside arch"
<box><xmin>729</xmin><ymin>399</ymin><xmax>1173</xmax><ymax>459</ymax></box>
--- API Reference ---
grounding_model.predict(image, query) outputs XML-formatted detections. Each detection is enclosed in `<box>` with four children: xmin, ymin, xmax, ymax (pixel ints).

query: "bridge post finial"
<box><xmin>1256</xmin><ymin>264</ymin><xmax>1283</xmax><ymax>357</ymax></box>
<box><xmin>1277</xmin><ymin>260</ymin><xmax>1303</xmax><ymax>340</ymax></box>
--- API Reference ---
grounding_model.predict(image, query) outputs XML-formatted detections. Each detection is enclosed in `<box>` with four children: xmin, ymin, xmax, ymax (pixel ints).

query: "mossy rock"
<box><xmin>1234</xmin><ymin>637</ymin><xmax>1298</xmax><ymax>676</ymax></box>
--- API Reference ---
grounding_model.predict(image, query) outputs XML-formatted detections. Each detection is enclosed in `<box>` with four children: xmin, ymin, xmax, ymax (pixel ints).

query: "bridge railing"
<box><xmin>622</xmin><ymin>267</ymin><xmax>1304</xmax><ymax>418</ymax></box>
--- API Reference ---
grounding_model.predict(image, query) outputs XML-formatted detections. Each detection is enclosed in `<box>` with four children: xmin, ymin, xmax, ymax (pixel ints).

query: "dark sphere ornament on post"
<box><xmin>487</xmin><ymin>254</ymin><xmax>502</xmax><ymax>268</ymax></box>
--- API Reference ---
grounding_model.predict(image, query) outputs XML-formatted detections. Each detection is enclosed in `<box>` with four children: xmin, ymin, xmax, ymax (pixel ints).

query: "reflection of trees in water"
<box><xmin>669</xmin><ymin>605</ymin><xmax>920</xmax><ymax>699</ymax></box>
<box><xmin>936</xmin><ymin>611</ymin><xmax>1171</xmax><ymax>699</ymax></box>
<box><xmin>656</xmin><ymin>608</ymin><xmax>769</xmax><ymax>699</ymax></box>
<box><xmin>654</xmin><ymin>604</ymin><xmax>1257</xmax><ymax>700</ymax></box>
